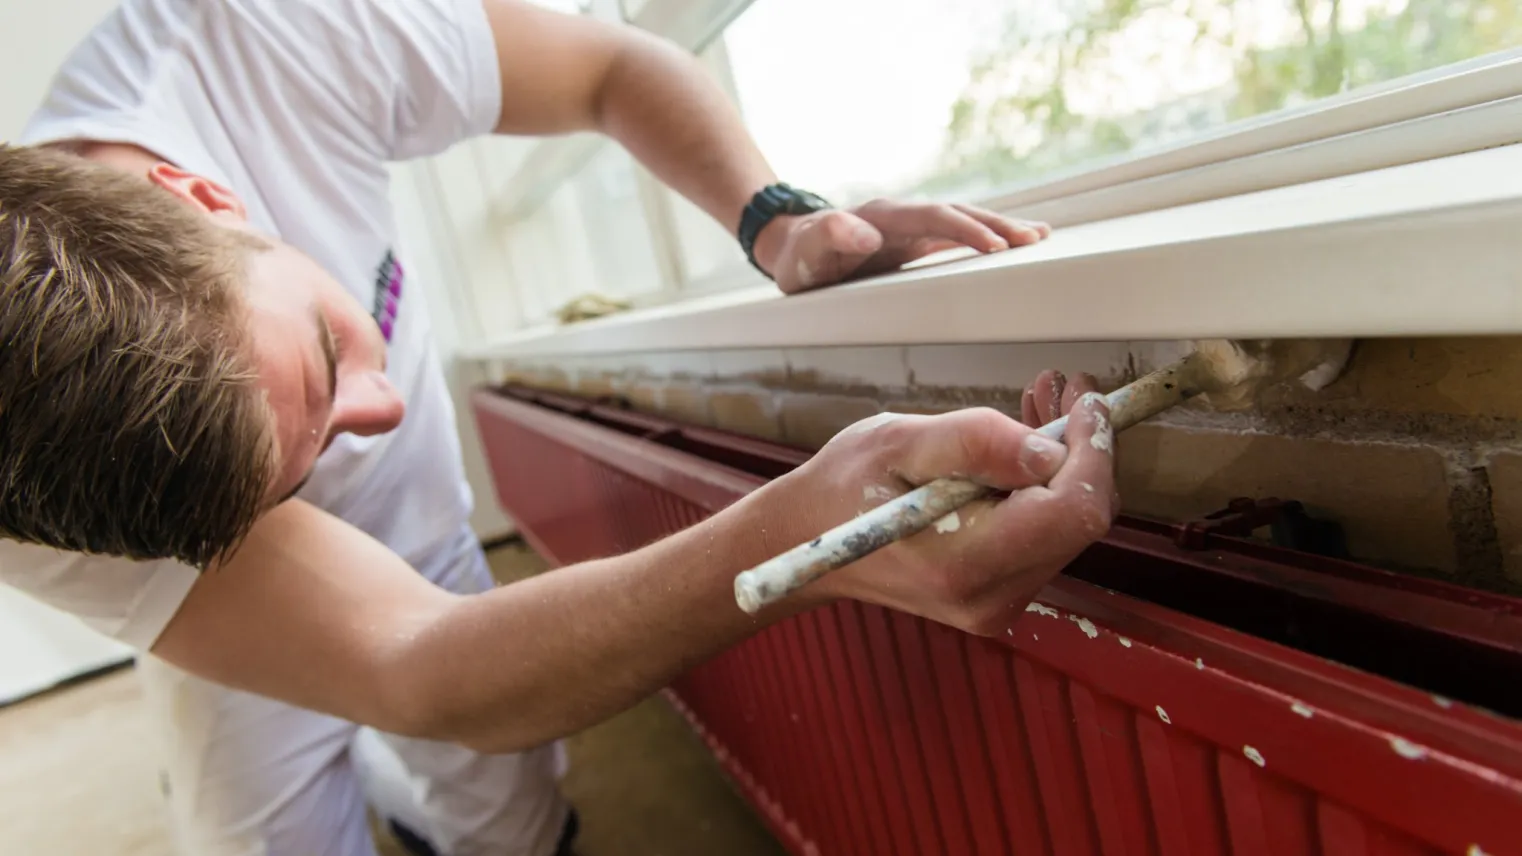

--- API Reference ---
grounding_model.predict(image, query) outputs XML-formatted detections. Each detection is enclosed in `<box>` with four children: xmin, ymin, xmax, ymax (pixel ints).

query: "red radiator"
<box><xmin>473</xmin><ymin>386</ymin><xmax>1522</xmax><ymax>856</ymax></box>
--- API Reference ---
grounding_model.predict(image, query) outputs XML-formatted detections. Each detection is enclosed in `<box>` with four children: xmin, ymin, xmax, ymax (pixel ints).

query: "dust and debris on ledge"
<box><xmin>554</xmin><ymin>293</ymin><xmax>633</xmax><ymax>325</ymax></box>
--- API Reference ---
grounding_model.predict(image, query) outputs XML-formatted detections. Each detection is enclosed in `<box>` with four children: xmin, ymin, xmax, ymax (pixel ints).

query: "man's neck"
<box><xmin>70</xmin><ymin>140</ymin><xmax>168</xmax><ymax>177</ymax></box>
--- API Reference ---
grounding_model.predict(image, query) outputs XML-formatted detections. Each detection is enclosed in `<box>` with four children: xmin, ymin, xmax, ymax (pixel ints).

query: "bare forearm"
<box><xmin>156</xmin><ymin>487</ymin><xmax>808</xmax><ymax>755</ymax></box>
<box><xmin>594</xmin><ymin>33</ymin><xmax>775</xmax><ymax>234</ymax></box>
<box><xmin>390</xmin><ymin>484</ymin><xmax>809</xmax><ymax>752</ymax></box>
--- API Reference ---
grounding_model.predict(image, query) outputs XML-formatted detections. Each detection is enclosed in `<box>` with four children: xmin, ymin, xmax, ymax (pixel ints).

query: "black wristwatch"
<box><xmin>737</xmin><ymin>182</ymin><xmax>833</xmax><ymax>278</ymax></box>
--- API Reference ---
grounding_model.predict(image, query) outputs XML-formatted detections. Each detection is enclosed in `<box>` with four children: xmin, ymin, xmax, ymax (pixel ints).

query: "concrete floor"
<box><xmin>0</xmin><ymin>543</ymin><xmax>785</xmax><ymax>856</ymax></box>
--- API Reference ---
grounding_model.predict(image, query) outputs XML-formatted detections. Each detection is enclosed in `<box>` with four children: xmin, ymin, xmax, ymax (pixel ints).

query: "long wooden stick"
<box><xmin>732</xmin><ymin>352</ymin><xmax>1219</xmax><ymax>614</ymax></box>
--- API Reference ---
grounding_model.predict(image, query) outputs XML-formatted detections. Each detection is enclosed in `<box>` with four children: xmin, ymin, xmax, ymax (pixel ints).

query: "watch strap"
<box><xmin>737</xmin><ymin>183</ymin><xmax>832</xmax><ymax>278</ymax></box>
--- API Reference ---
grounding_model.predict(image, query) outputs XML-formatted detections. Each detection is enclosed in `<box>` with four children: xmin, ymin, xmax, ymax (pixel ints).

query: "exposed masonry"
<box><xmin>1448</xmin><ymin>468</ymin><xmax>1508</xmax><ymax>594</ymax></box>
<box><xmin>490</xmin><ymin>340</ymin><xmax>1522</xmax><ymax>596</ymax></box>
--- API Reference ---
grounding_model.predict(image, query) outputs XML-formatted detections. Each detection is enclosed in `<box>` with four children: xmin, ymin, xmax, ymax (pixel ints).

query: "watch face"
<box><xmin>779</xmin><ymin>186</ymin><xmax>831</xmax><ymax>213</ymax></box>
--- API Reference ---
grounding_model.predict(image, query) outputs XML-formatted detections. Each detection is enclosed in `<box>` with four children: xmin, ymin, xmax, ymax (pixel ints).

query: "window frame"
<box><xmin>464</xmin><ymin>140</ymin><xmax>1522</xmax><ymax>359</ymax></box>
<box><xmin>463</xmin><ymin>2</ymin><xmax>1522</xmax><ymax>347</ymax></box>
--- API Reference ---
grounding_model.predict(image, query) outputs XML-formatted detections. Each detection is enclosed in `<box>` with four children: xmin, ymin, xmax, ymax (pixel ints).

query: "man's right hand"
<box><xmin>753</xmin><ymin>371</ymin><xmax>1117</xmax><ymax>635</ymax></box>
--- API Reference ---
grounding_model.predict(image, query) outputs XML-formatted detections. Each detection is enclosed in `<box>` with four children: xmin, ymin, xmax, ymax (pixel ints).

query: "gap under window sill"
<box><xmin>461</xmin><ymin>142</ymin><xmax>1522</xmax><ymax>362</ymax></box>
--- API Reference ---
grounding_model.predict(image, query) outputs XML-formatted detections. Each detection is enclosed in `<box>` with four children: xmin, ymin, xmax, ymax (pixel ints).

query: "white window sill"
<box><xmin>461</xmin><ymin>141</ymin><xmax>1522</xmax><ymax>362</ymax></box>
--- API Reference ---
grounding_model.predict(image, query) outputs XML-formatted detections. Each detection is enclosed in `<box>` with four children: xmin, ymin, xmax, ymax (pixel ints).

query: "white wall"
<box><xmin>0</xmin><ymin>2</ymin><xmax>119</xmax><ymax>141</ymax></box>
<box><xmin>388</xmin><ymin>149</ymin><xmax>528</xmax><ymax>541</ymax></box>
<box><xmin>0</xmin><ymin>1</ymin><xmax>136</xmax><ymax>702</ymax></box>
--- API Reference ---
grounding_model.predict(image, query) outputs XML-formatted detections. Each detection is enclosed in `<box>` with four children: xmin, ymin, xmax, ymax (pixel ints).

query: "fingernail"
<box><xmin>1019</xmin><ymin>226</ymin><xmax>1042</xmax><ymax>242</ymax></box>
<box><xmin>852</xmin><ymin>224</ymin><xmax>879</xmax><ymax>252</ymax></box>
<box><xmin>988</xmin><ymin>238</ymin><xmax>1009</xmax><ymax>252</ymax></box>
<box><xmin>1020</xmin><ymin>433</ymin><xmax>1067</xmax><ymax>480</ymax></box>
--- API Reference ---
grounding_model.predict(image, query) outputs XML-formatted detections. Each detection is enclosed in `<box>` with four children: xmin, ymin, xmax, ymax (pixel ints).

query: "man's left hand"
<box><xmin>751</xmin><ymin>199</ymin><xmax>1051</xmax><ymax>295</ymax></box>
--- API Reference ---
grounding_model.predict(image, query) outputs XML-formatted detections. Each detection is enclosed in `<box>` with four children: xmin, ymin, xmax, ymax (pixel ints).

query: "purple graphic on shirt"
<box><xmin>372</xmin><ymin>249</ymin><xmax>404</xmax><ymax>342</ymax></box>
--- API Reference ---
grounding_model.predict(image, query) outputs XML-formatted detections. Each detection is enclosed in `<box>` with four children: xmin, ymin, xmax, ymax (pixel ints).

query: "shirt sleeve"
<box><xmin>356</xmin><ymin>0</ymin><xmax>506</xmax><ymax>160</ymax></box>
<box><xmin>260</xmin><ymin>0</ymin><xmax>506</xmax><ymax>160</ymax></box>
<box><xmin>20</xmin><ymin>0</ymin><xmax>504</xmax><ymax>164</ymax></box>
<box><xmin>0</xmin><ymin>541</ymin><xmax>199</xmax><ymax>652</ymax></box>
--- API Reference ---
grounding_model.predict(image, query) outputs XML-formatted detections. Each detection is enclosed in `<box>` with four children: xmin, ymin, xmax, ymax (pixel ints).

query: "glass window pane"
<box><xmin>502</xmin><ymin>146</ymin><xmax>665</xmax><ymax>324</ymax></box>
<box><xmin>572</xmin><ymin>146</ymin><xmax>666</xmax><ymax>299</ymax></box>
<box><xmin>722</xmin><ymin>0</ymin><xmax>1522</xmax><ymax>205</ymax></box>
<box><xmin>668</xmin><ymin>183</ymin><xmax>747</xmax><ymax>285</ymax></box>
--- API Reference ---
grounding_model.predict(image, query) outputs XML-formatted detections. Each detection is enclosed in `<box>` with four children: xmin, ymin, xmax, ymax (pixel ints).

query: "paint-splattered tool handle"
<box><xmin>733</xmin><ymin>355</ymin><xmax>1208</xmax><ymax>613</ymax></box>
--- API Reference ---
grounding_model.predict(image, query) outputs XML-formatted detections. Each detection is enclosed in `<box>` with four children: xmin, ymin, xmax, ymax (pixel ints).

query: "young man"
<box><xmin>0</xmin><ymin>1</ymin><xmax>1116</xmax><ymax>854</ymax></box>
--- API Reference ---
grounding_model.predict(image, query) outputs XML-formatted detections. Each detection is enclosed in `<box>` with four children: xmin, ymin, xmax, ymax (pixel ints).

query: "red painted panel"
<box><xmin>473</xmin><ymin>388</ymin><xmax>1522</xmax><ymax>856</ymax></box>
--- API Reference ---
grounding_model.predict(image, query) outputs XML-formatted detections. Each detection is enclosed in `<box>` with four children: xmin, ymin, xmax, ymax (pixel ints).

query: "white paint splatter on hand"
<box><xmin>1156</xmin><ymin>705</ymin><xmax>1171</xmax><ymax>724</ymax></box>
<box><xmin>1069</xmin><ymin>615</ymin><xmax>1099</xmax><ymax>639</ymax></box>
<box><xmin>1243</xmin><ymin>746</ymin><xmax>1266</xmax><ymax>767</ymax></box>
<box><xmin>863</xmin><ymin>484</ymin><xmax>895</xmax><ymax>503</ymax></box>
<box><xmin>1291</xmin><ymin>702</ymin><xmax>1314</xmax><ymax>718</ymax></box>
<box><xmin>1081</xmin><ymin>482</ymin><xmax>1095</xmax><ymax>493</ymax></box>
<box><xmin>1080</xmin><ymin>392</ymin><xmax>1113</xmax><ymax>453</ymax></box>
<box><xmin>1090</xmin><ymin>424</ymin><xmax>1113</xmax><ymax>452</ymax></box>
<box><xmin>934</xmin><ymin>511</ymin><xmax>962</xmax><ymax>534</ymax></box>
<box><xmin>1025</xmin><ymin>602</ymin><xmax>1060</xmax><ymax>619</ymax></box>
<box><xmin>1390</xmin><ymin>737</ymin><xmax>1428</xmax><ymax>760</ymax></box>
<box><xmin>841</xmin><ymin>412</ymin><xmax>906</xmax><ymax>439</ymax></box>
<box><xmin>795</xmin><ymin>259</ymin><xmax>815</xmax><ymax>289</ymax></box>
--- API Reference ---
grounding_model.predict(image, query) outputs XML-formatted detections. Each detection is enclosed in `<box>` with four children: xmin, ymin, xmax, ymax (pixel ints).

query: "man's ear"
<box><xmin>147</xmin><ymin>163</ymin><xmax>248</xmax><ymax>222</ymax></box>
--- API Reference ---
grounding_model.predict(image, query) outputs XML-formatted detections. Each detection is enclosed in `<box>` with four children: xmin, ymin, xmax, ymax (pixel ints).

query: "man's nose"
<box><xmin>331</xmin><ymin>370</ymin><xmax>405</xmax><ymax>438</ymax></box>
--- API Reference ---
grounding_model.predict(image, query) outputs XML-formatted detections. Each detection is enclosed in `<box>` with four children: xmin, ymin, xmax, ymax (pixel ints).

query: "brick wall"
<box><xmin>485</xmin><ymin>337</ymin><xmax>1522</xmax><ymax>595</ymax></box>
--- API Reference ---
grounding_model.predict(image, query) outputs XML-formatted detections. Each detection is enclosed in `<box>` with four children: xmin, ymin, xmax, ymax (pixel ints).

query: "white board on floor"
<box><xmin>0</xmin><ymin>586</ymin><xmax>131</xmax><ymax>707</ymax></box>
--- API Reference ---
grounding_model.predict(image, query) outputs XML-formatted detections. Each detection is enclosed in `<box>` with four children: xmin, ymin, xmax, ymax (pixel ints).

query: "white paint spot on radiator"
<box><xmin>1070</xmin><ymin>615</ymin><xmax>1099</xmax><ymax>639</ymax></box>
<box><xmin>1195</xmin><ymin>657</ymin><xmax>1206</xmax><ymax>670</ymax></box>
<box><xmin>1469</xmin><ymin>844</ymin><xmax>1493</xmax><ymax>856</ymax></box>
<box><xmin>1155</xmin><ymin>706</ymin><xmax>1171</xmax><ymax>724</ymax></box>
<box><xmin>1025</xmin><ymin>602</ymin><xmax>1060</xmax><ymax>619</ymax></box>
<box><xmin>1291</xmin><ymin>702</ymin><xmax>1315</xmax><ymax>719</ymax></box>
<box><xmin>1118</xmin><ymin>637</ymin><xmax>1133</xmax><ymax>648</ymax></box>
<box><xmin>934</xmin><ymin>511</ymin><xmax>962</xmax><ymax>534</ymax></box>
<box><xmin>1433</xmin><ymin>695</ymin><xmax>1454</xmax><ymax>709</ymax></box>
<box><xmin>1243</xmin><ymin>746</ymin><xmax>1266</xmax><ymax>767</ymax></box>
<box><xmin>1390</xmin><ymin>737</ymin><xmax>1428</xmax><ymax>760</ymax></box>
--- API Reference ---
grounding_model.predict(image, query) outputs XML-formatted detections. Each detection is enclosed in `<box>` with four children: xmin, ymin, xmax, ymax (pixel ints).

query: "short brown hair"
<box><xmin>0</xmin><ymin>144</ymin><xmax>276</xmax><ymax>568</ymax></box>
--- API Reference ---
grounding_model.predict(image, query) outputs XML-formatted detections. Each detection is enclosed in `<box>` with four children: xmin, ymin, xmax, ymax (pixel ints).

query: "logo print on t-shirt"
<box><xmin>372</xmin><ymin>250</ymin><xmax>403</xmax><ymax>342</ymax></box>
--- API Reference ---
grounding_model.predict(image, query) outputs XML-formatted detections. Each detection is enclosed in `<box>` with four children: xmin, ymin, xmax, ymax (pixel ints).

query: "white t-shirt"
<box><xmin>2</xmin><ymin>0</ymin><xmax>504</xmax><ymax>649</ymax></box>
